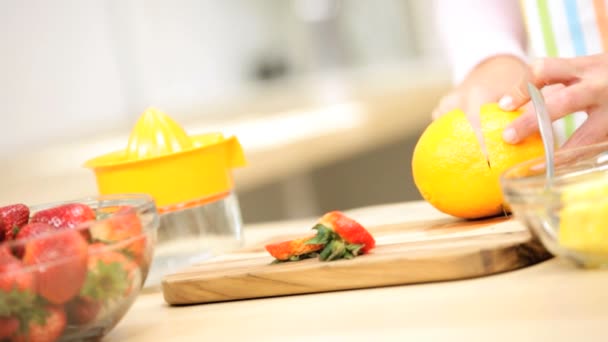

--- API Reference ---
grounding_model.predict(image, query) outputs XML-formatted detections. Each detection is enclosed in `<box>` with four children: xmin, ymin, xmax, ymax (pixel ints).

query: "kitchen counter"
<box><xmin>0</xmin><ymin>62</ymin><xmax>450</xmax><ymax>206</ymax></box>
<box><xmin>105</xmin><ymin>201</ymin><xmax>608</xmax><ymax>342</ymax></box>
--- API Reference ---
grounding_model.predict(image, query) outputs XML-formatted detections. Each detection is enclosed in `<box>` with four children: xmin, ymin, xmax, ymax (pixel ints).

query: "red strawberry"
<box><xmin>0</xmin><ymin>220</ymin><xmax>5</xmax><ymax>242</ymax></box>
<box><xmin>265</xmin><ymin>235</ymin><xmax>324</xmax><ymax>261</ymax></box>
<box><xmin>0</xmin><ymin>245</ymin><xmax>12</xmax><ymax>259</ymax></box>
<box><xmin>91</xmin><ymin>206</ymin><xmax>147</xmax><ymax>264</ymax></box>
<box><xmin>30</xmin><ymin>203</ymin><xmax>95</xmax><ymax>240</ymax></box>
<box><xmin>66</xmin><ymin>296</ymin><xmax>101</xmax><ymax>326</ymax></box>
<box><xmin>0</xmin><ymin>253</ymin><xmax>35</xmax><ymax>293</ymax></box>
<box><xmin>12</xmin><ymin>223</ymin><xmax>54</xmax><ymax>258</ymax></box>
<box><xmin>269</xmin><ymin>211</ymin><xmax>376</xmax><ymax>262</ymax></box>
<box><xmin>23</xmin><ymin>229</ymin><xmax>88</xmax><ymax>304</ymax></box>
<box><xmin>13</xmin><ymin>306</ymin><xmax>66</xmax><ymax>342</ymax></box>
<box><xmin>67</xmin><ymin>243</ymin><xmax>137</xmax><ymax>325</ymax></box>
<box><xmin>0</xmin><ymin>204</ymin><xmax>30</xmax><ymax>241</ymax></box>
<box><xmin>87</xmin><ymin>243</ymin><xmax>137</xmax><ymax>295</ymax></box>
<box><xmin>318</xmin><ymin>211</ymin><xmax>376</xmax><ymax>254</ymax></box>
<box><xmin>0</xmin><ymin>317</ymin><xmax>19</xmax><ymax>339</ymax></box>
<box><xmin>0</xmin><ymin>250</ymin><xmax>37</xmax><ymax>340</ymax></box>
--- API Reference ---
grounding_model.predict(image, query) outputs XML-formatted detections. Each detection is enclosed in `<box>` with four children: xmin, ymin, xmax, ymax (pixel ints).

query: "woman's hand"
<box><xmin>432</xmin><ymin>55</ymin><xmax>530</xmax><ymax>120</ymax></box>
<box><xmin>499</xmin><ymin>53</ymin><xmax>608</xmax><ymax>148</ymax></box>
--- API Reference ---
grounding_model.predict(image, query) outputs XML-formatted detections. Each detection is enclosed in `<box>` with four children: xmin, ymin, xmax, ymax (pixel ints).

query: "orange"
<box><xmin>411</xmin><ymin>103</ymin><xmax>545</xmax><ymax>219</ymax></box>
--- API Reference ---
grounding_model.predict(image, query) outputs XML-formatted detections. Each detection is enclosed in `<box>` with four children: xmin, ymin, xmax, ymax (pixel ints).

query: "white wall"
<box><xmin>0</xmin><ymin>0</ymin><xmax>280</xmax><ymax>157</ymax></box>
<box><xmin>0</xmin><ymin>0</ymin><xmax>444</xmax><ymax>158</ymax></box>
<box><xmin>105</xmin><ymin>0</ymin><xmax>283</xmax><ymax>118</ymax></box>
<box><xmin>0</xmin><ymin>0</ymin><xmax>128</xmax><ymax>155</ymax></box>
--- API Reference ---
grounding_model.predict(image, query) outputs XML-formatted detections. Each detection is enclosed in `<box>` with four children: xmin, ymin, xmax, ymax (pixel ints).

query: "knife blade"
<box><xmin>466</xmin><ymin>108</ymin><xmax>491</xmax><ymax>168</ymax></box>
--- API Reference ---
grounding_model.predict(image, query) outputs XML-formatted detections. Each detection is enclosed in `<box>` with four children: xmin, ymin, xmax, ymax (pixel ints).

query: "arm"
<box><xmin>430</xmin><ymin>0</ymin><xmax>531</xmax><ymax>120</ymax></box>
<box><xmin>433</xmin><ymin>0</ymin><xmax>528</xmax><ymax>84</ymax></box>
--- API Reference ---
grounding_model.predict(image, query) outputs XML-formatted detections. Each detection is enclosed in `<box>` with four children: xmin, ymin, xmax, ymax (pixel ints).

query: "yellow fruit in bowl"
<box><xmin>411</xmin><ymin>103</ymin><xmax>545</xmax><ymax>219</ymax></box>
<box><xmin>559</xmin><ymin>175</ymin><xmax>608</xmax><ymax>255</ymax></box>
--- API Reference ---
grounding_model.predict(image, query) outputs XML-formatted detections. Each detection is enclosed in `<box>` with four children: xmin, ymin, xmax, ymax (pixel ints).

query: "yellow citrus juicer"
<box><xmin>84</xmin><ymin>108</ymin><xmax>247</xmax><ymax>287</ymax></box>
<box><xmin>84</xmin><ymin>107</ymin><xmax>246</xmax><ymax>211</ymax></box>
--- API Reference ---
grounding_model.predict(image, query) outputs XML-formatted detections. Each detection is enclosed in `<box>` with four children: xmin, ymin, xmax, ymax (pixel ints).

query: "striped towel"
<box><xmin>520</xmin><ymin>0</ymin><xmax>608</xmax><ymax>145</ymax></box>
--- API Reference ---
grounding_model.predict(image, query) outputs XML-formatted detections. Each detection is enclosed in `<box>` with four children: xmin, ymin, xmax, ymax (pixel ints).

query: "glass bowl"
<box><xmin>0</xmin><ymin>194</ymin><xmax>159</xmax><ymax>341</ymax></box>
<box><xmin>501</xmin><ymin>141</ymin><xmax>608</xmax><ymax>268</ymax></box>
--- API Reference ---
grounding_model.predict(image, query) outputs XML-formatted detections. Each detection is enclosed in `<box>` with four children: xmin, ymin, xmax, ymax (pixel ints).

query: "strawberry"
<box><xmin>90</xmin><ymin>206</ymin><xmax>147</xmax><ymax>264</ymax></box>
<box><xmin>0</xmin><ymin>219</ymin><xmax>5</xmax><ymax>242</ymax></box>
<box><xmin>318</xmin><ymin>211</ymin><xmax>376</xmax><ymax>254</ymax></box>
<box><xmin>23</xmin><ymin>229</ymin><xmax>88</xmax><ymax>304</ymax></box>
<box><xmin>30</xmin><ymin>203</ymin><xmax>95</xmax><ymax>240</ymax></box>
<box><xmin>86</xmin><ymin>243</ymin><xmax>137</xmax><ymax>295</ymax></box>
<box><xmin>265</xmin><ymin>235</ymin><xmax>325</xmax><ymax>261</ymax></box>
<box><xmin>0</xmin><ymin>250</ymin><xmax>37</xmax><ymax>340</ymax></box>
<box><xmin>13</xmin><ymin>306</ymin><xmax>66</xmax><ymax>342</ymax></box>
<box><xmin>0</xmin><ymin>245</ymin><xmax>12</xmax><ymax>259</ymax></box>
<box><xmin>12</xmin><ymin>223</ymin><xmax>54</xmax><ymax>258</ymax></box>
<box><xmin>266</xmin><ymin>211</ymin><xmax>376</xmax><ymax>263</ymax></box>
<box><xmin>0</xmin><ymin>317</ymin><xmax>19</xmax><ymax>339</ymax></box>
<box><xmin>66</xmin><ymin>296</ymin><xmax>101</xmax><ymax>326</ymax></box>
<box><xmin>0</xmin><ymin>250</ymin><xmax>35</xmax><ymax>293</ymax></box>
<box><xmin>0</xmin><ymin>204</ymin><xmax>30</xmax><ymax>241</ymax></box>
<box><xmin>67</xmin><ymin>243</ymin><xmax>137</xmax><ymax>325</ymax></box>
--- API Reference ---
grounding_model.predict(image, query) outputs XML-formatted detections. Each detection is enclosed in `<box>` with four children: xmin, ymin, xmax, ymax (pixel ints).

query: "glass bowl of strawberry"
<box><xmin>0</xmin><ymin>193</ymin><xmax>159</xmax><ymax>342</ymax></box>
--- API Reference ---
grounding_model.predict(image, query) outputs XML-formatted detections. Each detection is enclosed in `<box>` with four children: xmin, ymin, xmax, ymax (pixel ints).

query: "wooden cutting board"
<box><xmin>161</xmin><ymin>213</ymin><xmax>552</xmax><ymax>305</ymax></box>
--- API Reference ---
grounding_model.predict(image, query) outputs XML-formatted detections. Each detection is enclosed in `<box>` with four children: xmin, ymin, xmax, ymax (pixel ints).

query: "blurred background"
<box><xmin>0</xmin><ymin>0</ymin><xmax>452</xmax><ymax>223</ymax></box>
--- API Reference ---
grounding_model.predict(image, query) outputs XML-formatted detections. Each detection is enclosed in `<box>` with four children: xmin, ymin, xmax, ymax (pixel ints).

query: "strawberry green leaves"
<box><xmin>81</xmin><ymin>260</ymin><xmax>129</xmax><ymax>301</ymax></box>
<box><xmin>0</xmin><ymin>289</ymin><xmax>50</xmax><ymax>335</ymax></box>
<box><xmin>307</xmin><ymin>224</ymin><xmax>364</xmax><ymax>261</ymax></box>
<box><xmin>266</xmin><ymin>212</ymin><xmax>375</xmax><ymax>264</ymax></box>
<box><xmin>306</xmin><ymin>224</ymin><xmax>333</xmax><ymax>245</ymax></box>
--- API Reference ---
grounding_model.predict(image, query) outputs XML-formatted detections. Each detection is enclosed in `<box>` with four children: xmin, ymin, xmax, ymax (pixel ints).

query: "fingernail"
<box><xmin>499</xmin><ymin>96</ymin><xmax>514</xmax><ymax>110</ymax></box>
<box><xmin>502</xmin><ymin>127</ymin><xmax>518</xmax><ymax>144</ymax></box>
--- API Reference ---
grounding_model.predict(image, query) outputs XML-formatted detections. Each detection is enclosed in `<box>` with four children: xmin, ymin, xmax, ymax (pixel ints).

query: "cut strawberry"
<box><xmin>13</xmin><ymin>306</ymin><xmax>66</xmax><ymax>342</ymax></box>
<box><xmin>0</xmin><ymin>251</ymin><xmax>38</xmax><ymax>340</ymax></box>
<box><xmin>0</xmin><ymin>204</ymin><xmax>30</xmax><ymax>241</ymax></box>
<box><xmin>265</xmin><ymin>235</ymin><xmax>324</xmax><ymax>261</ymax></box>
<box><xmin>67</xmin><ymin>243</ymin><xmax>137</xmax><ymax>325</ymax></box>
<box><xmin>90</xmin><ymin>206</ymin><xmax>147</xmax><ymax>265</ymax></box>
<box><xmin>305</xmin><ymin>224</ymin><xmax>365</xmax><ymax>261</ymax></box>
<box><xmin>265</xmin><ymin>211</ymin><xmax>375</xmax><ymax>263</ymax></box>
<box><xmin>0</xmin><ymin>249</ymin><xmax>35</xmax><ymax>293</ymax></box>
<box><xmin>23</xmin><ymin>229</ymin><xmax>88</xmax><ymax>304</ymax></box>
<box><xmin>66</xmin><ymin>296</ymin><xmax>101</xmax><ymax>326</ymax></box>
<box><xmin>0</xmin><ymin>255</ymin><xmax>37</xmax><ymax>322</ymax></box>
<box><xmin>0</xmin><ymin>245</ymin><xmax>13</xmax><ymax>260</ymax></box>
<box><xmin>0</xmin><ymin>317</ymin><xmax>19</xmax><ymax>339</ymax></box>
<box><xmin>86</xmin><ymin>244</ymin><xmax>137</xmax><ymax>296</ymax></box>
<box><xmin>318</xmin><ymin>211</ymin><xmax>376</xmax><ymax>254</ymax></box>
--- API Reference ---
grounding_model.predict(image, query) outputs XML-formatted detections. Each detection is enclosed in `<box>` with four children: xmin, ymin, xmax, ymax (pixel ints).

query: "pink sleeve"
<box><xmin>433</xmin><ymin>0</ymin><xmax>528</xmax><ymax>84</ymax></box>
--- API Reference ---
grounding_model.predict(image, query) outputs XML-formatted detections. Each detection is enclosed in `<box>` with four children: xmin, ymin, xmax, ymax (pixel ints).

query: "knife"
<box><xmin>467</xmin><ymin>109</ymin><xmax>490</xmax><ymax>168</ymax></box>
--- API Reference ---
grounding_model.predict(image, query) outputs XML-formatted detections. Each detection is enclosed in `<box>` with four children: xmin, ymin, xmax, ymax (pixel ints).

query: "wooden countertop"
<box><xmin>105</xmin><ymin>201</ymin><xmax>608</xmax><ymax>342</ymax></box>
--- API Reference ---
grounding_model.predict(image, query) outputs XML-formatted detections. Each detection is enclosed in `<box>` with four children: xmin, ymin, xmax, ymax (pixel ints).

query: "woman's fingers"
<box><xmin>499</xmin><ymin>58</ymin><xmax>581</xmax><ymax>111</ymax></box>
<box><xmin>540</xmin><ymin>83</ymin><xmax>567</xmax><ymax>97</ymax></box>
<box><xmin>502</xmin><ymin>83</ymin><xmax>595</xmax><ymax>143</ymax></box>
<box><xmin>561</xmin><ymin>106</ymin><xmax>608</xmax><ymax>149</ymax></box>
<box><xmin>501</xmin><ymin>102</ymin><xmax>538</xmax><ymax>144</ymax></box>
